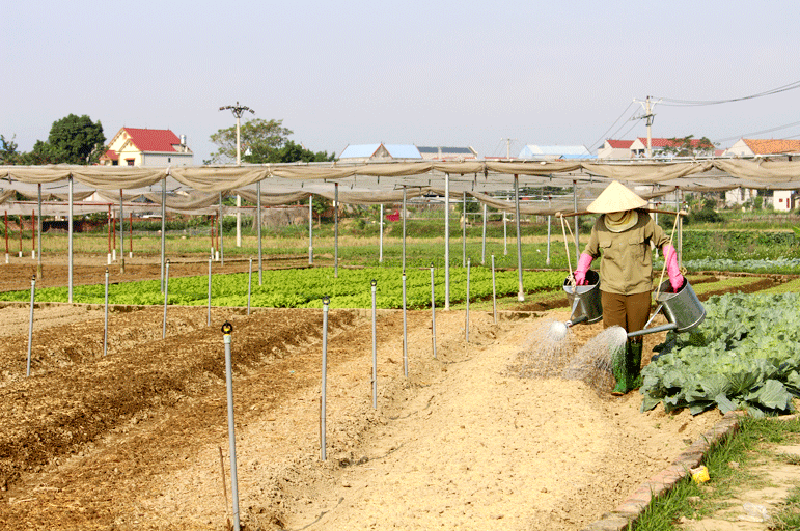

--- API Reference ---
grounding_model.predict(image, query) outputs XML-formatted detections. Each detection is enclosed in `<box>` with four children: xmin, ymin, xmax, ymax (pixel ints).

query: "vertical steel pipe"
<box><xmin>219</xmin><ymin>192</ymin><xmax>224</xmax><ymax>266</ymax></box>
<box><xmin>462</xmin><ymin>192</ymin><xmax>467</xmax><ymax>268</ymax></box>
<box><xmin>308</xmin><ymin>195</ymin><xmax>313</xmax><ymax>266</ymax></box>
<box><xmin>430</xmin><ymin>263</ymin><xmax>437</xmax><ymax>359</ymax></box>
<box><xmin>379</xmin><ymin>203</ymin><xmax>384</xmax><ymax>263</ymax></box>
<box><xmin>104</xmin><ymin>268</ymin><xmax>109</xmax><ymax>357</ymax></box>
<box><xmin>402</xmin><ymin>272</ymin><xmax>408</xmax><ymax>377</ymax></box>
<box><xmin>402</xmin><ymin>187</ymin><xmax>407</xmax><ymax>272</ymax></box>
<box><xmin>546</xmin><ymin>196</ymin><xmax>552</xmax><ymax>265</ymax></box>
<box><xmin>514</xmin><ymin>175</ymin><xmax>524</xmax><ymax>302</ymax></box>
<box><xmin>481</xmin><ymin>203</ymin><xmax>487</xmax><ymax>264</ymax></box>
<box><xmin>247</xmin><ymin>257</ymin><xmax>252</xmax><ymax>315</ymax></box>
<box><xmin>161</xmin><ymin>178</ymin><xmax>166</xmax><ymax>291</ymax></box>
<box><xmin>208</xmin><ymin>258</ymin><xmax>213</xmax><ymax>327</ymax></box>
<box><xmin>465</xmin><ymin>258</ymin><xmax>470</xmax><ymax>343</ymax></box>
<box><xmin>491</xmin><ymin>254</ymin><xmax>497</xmax><ymax>324</ymax></box>
<box><xmin>334</xmin><ymin>184</ymin><xmax>339</xmax><ymax>278</ymax></box>
<box><xmin>26</xmin><ymin>275</ymin><xmax>35</xmax><ymax>376</ymax></box>
<box><xmin>257</xmin><ymin>180</ymin><xmax>262</xmax><ymax>284</ymax></box>
<box><xmin>444</xmin><ymin>174</ymin><xmax>450</xmax><ymax>310</ymax></box>
<box><xmin>221</xmin><ymin>322</ymin><xmax>241</xmax><ymax>531</ymax></box>
<box><xmin>163</xmin><ymin>259</ymin><xmax>170</xmax><ymax>339</ymax></box>
<box><xmin>119</xmin><ymin>189</ymin><xmax>124</xmax><ymax>271</ymax></box>
<box><xmin>370</xmin><ymin>279</ymin><xmax>378</xmax><ymax>409</ymax></box>
<box><xmin>573</xmin><ymin>180</ymin><xmax>580</xmax><ymax>258</ymax></box>
<box><xmin>68</xmin><ymin>176</ymin><xmax>73</xmax><ymax>304</ymax></box>
<box><xmin>503</xmin><ymin>211</ymin><xmax>507</xmax><ymax>256</ymax></box>
<box><xmin>321</xmin><ymin>296</ymin><xmax>329</xmax><ymax>460</ymax></box>
<box><xmin>36</xmin><ymin>184</ymin><xmax>42</xmax><ymax>274</ymax></box>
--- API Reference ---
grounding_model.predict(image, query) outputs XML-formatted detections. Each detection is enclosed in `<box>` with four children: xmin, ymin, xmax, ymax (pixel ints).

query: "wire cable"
<box><xmin>656</xmin><ymin>79</ymin><xmax>800</xmax><ymax>107</ymax></box>
<box><xmin>587</xmin><ymin>102</ymin><xmax>636</xmax><ymax>150</ymax></box>
<box><xmin>713</xmin><ymin>120</ymin><xmax>800</xmax><ymax>143</ymax></box>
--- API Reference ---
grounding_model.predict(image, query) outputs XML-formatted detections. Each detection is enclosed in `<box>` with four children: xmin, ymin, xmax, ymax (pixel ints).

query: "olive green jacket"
<box><xmin>583</xmin><ymin>211</ymin><xmax>670</xmax><ymax>295</ymax></box>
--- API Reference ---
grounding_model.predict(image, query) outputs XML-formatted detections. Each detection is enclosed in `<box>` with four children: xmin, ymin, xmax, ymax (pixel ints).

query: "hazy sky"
<box><xmin>2</xmin><ymin>0</ymin><xmax>799</xmax><ymax>163</ymax></box>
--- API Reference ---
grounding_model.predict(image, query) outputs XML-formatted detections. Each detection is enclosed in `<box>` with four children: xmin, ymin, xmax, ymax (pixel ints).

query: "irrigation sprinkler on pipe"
<box><xmin>321</xmin><ymin>296</ymin><xmax>330</xmax><ymax>460</ymax></box>
<box><xmin>221</xmin><ymin>321</ymin><xmax>241</xmax><ymax>531</ymax></box>
<box><xmin>370</xmin><ymin>279</ymin><xmax>378</xmax><ymax>410</ymax></box>
<box><xmin>402</xmin><ymin>272</ymin><xmax>408</xmax><ymax>377</ymax></box>
<box><xmin>430</xmin><ymin>263</ymin><xmax>437</xmax><ymax>359</ymax></box>
<box><xmin>26</xmin><ymin>275</ymin><xmax>35</xmax><ymax>377</ymax></box>
<box><xmin>247</xmin><ymin>258</ymin><xmax>252</xmax><ymax>315</ymax></box>
<box><xmin>163</xmin><ymin>259</ymin><xmax>170</xmax><ymax>339</ymax></box>
<box><xmin>104</xmin><ymin>269</ymin><xmax>109</xmax><ymax>357</ymax></box>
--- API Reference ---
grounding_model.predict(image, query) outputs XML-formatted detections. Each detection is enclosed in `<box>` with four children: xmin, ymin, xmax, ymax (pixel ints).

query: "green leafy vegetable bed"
<box><xmin>640</xmin><ymin>292</ymin><xmax>800</xmax><ymax>417</ymax></box>
<box><xmin>0</xmin><ymin>268</ymin><xmax>566</xmax><ymax>310</ymax></box>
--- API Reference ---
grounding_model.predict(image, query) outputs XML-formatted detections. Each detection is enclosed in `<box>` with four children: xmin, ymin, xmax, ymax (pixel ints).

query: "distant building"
<box><xmin>597</xmin><ymin>139</ymin><xmax>635</xmax><ymax>159</ymax></box>
<box><xmin>723</xmin><ymin>138</ymin><xmax>800</xmax><ymax>158</ymax></box>
<box><xmin>417</xmin><ymin>146</ymin><xmax>478</xmax><ymax>161</ymax></box>
<box><xmin>629</xmin><ymin>138</ymin><xmax>715</xmax><ymax>158</ymax></box>
<box><xmin>338</xmin><ymin>143</ymin><xmax>422</xmax><ymax>162</ymax></box>
<box><xmin>773</xmin><ymin>190</ymin><xmax>796</xmax><ymax>212</ymax></box>
<box><xmin>518</xmin><ymin>145</ymin><xmax>592</xmax><ymax>160</ymax></box>
<box><xmin>100</xmin><ymin>127</ymin><xmax>193</xmax><ymax>167</ymax></box>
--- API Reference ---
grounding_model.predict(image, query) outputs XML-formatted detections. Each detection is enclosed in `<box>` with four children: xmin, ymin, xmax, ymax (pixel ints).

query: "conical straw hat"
<box><xmin>586</xmin><ymin>180</ymin><xmax>648</xmax><ymax>214</ymax></box>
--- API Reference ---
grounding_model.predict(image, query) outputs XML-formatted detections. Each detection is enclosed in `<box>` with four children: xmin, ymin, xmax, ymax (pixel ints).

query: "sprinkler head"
<box><xmin>221</xmin><ymin>321</ymin><xmax>232</xmax><ymax>335</ymax></box>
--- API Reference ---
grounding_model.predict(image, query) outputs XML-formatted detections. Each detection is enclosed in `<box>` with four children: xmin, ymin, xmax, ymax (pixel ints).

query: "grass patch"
<box><xmin>633</xmin><ymin>415</ymin><xmax>800</xmax><ymax>531</ymax></box>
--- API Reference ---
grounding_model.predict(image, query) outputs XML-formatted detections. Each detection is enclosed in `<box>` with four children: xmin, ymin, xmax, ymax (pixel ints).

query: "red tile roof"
<box><xmin>607</xmin><ymin>139</ymin><xmax>633</xmax><ymax>148</ymax></box>
<box><xmin>101</xmin><ymin>149</ymin><xmax>118</xmax><ymax>161</ymax></box>
<box><xmin>123</xmin><ymin>128</ymin><xmax>182</xmax><ymax>152</ymax></box>
<box><xmin>742</xmin><ymin>138</ymin><xmax>800</xmax><ymax>155</ymax></box>
<box><xmin>636</xmin><ymin>138</ymin><xmax>712</xmax><ymax>148</ymax></box>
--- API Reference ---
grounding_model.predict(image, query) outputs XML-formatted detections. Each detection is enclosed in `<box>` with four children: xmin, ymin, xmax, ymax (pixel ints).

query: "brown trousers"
<box><xmin>601</xmin><ymin>290</ymin><xmax>651</xmax><ymax>340</ymax></box>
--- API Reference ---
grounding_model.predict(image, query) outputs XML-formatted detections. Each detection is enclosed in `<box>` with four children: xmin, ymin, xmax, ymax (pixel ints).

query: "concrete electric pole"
<box><xmin>220</xmin><ymin>102</ymin><xmax>255</xmax><ymax>247</ymax></box>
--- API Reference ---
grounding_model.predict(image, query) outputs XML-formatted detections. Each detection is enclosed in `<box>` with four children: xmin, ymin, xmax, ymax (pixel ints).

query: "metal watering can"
<box><xmin>627</xmin><ymin>278</ymin><xmax>706</xmax><ymax>339</ymax></box>
<box><xmin>562</xmin><ymin>270</ymin><xmax>603</xmax><ymax>327</ymax></box>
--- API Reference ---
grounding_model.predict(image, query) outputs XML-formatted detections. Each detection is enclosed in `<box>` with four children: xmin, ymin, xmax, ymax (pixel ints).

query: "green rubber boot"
<box><xmin>628</xmin><ymin>341</ymin><xmax>643</xmax><ymax>390</ymax></box>
<box><xmin>611</xmin><ymin>343</ymin><xmax>630</xmax><ymax>395</ymax></box>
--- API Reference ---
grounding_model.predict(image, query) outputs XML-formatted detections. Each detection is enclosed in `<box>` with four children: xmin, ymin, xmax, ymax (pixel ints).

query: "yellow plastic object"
<box><xmin>691</xmin><ymin>466</ymin><xmax>710</xmax><ymax>483</ymax></box>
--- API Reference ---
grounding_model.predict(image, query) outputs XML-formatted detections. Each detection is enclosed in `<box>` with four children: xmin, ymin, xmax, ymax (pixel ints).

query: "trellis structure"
<box><xmin>2</xmin><ymin>157</ymin><xmax>799</xmax><ymax>305</ymax></box>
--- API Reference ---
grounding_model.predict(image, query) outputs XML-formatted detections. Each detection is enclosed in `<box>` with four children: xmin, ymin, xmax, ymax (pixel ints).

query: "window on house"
<box><xmin>126</xmin><ymin>159</ymin><xmax>135</xmax><ymax>166</ymax></box>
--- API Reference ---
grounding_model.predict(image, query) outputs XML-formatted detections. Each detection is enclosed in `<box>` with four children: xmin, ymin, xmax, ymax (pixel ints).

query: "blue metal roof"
<box><xmin>383</xmin><ymin>144</ymin><xmax>421</xmax><ymax>159</ymax></box>
<box><xmin>519</xmin><ymin>145</ymin><xmax>593</xmax><ymax>159</ymax></box>
<box><xmin>339</xmin><ymin>144</ymin><xmax>382</xmax><ymax>159</ymax></box>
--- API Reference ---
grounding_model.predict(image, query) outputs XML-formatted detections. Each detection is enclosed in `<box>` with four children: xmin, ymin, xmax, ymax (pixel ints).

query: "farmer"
<box><xmin>573</xmin><ymin>180</ymin><xmax>684</xmax><ymax>395</ymax></box>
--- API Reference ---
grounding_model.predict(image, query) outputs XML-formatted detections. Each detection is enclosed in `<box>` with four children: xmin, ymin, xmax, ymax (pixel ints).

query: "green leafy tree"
<box><xmin>210</xmin><ymin>118</ymin><xmax>293</xmax><ymax>163</ymax></box>
<box><xmin>0</xmin><ymin>134</ymin><xmax>22</xmax><ymax>164</ymax></box>
<box><xmin>663</xmin><ymin>135</ymin><xmax>715</xmax><ymax>157</ymax></box>
<box><xmin>268</xmin><ymin>141</ymin><xmax>335</xmax><ymax>163</ymax></box>
<box><xmin>35</xmin><ymin>114</ymin><xmax>106</xmax><ymax>164</ymax></box>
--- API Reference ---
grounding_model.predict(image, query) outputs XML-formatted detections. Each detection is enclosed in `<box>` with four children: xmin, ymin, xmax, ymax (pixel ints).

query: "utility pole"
<box><xmin>220</xmin><ymin>102</ymin><xmax>254</xmax><ymax>247</ymax></box>
<box><xmin>635</xmin><ymin>96</ymin><xmax>659</xmax><ymax>158</ymax></box>
<box><xmin>503</xmin><ymin>138</ymin><xmax>516</xmax><ymax>159</ymax></box>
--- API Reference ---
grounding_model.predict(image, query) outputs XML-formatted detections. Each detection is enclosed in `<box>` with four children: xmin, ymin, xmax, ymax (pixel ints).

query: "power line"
<box><xmin>587</xmin><ymin>102</ymin><xmax>637</xmax><ymax>150</ymax></box>
<box><xmin>713</xmin><ymin>119</ymin><xmax>800</xmax><ymax>143</ymax></box>
<box><xmin>656</xmin><ymin>79</ymin><xmax>800</xmax><ymax>107</ymax></box>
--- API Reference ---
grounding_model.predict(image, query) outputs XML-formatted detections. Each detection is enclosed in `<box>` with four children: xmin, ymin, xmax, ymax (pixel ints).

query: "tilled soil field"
<box><xmin>0</xmin><ymin>257</ymin><xmax>785</xmax><ymax>530</ymax></box>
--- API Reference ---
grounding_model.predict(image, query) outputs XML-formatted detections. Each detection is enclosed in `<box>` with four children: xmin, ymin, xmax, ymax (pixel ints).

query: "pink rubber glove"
<box><xmin>664</xmin><ymin>244</ymin><xmax>684</xmax><ymax>292</ymax></box>
<box><xmin>574</xmin><ymin>253</ymin><xmax>593</xmax><ymax>285</ymax></box>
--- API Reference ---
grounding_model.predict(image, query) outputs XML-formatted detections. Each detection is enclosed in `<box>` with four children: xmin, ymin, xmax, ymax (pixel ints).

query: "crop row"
<box><xmin>0</xmin><ymin>268</ymin><xmax>567</xmax><ymax>310</ymax></box>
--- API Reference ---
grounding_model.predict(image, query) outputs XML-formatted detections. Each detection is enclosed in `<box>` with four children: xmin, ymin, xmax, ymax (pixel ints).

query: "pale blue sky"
<box><xmin>2</xmin><ymin>0</ymin><xmax>799</xmax><ymax>162</ymax></box>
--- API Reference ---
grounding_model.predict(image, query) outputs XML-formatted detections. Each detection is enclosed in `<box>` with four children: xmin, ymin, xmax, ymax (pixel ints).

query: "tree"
<box><xmin>663</xmin><ymin>135</ymin><xmax>716</xmax><ymax>157</ymax></box>
<box><xmin>267</xmin><ymin>141</ymin><xmax>335</xmax><ymax>163</ymax></box>
<box><xmin>0</xmin><ymin>134</ymin><xmax>21</xmax><ymax>164</ymax></box>
<box><xmin>38</xmin><ymin>114</ymin><xmax>106</xmax><ymax>164</ymax></box>
<box><xmin>209</xmin><ymin>118</ymin><xmax>293</xmax><ymax>164</ymax></box>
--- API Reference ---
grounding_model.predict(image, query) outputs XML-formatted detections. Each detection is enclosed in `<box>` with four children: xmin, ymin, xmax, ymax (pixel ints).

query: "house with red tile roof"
<box><xmin>628</xmin><ymin>137</ymin><xmax>715</xmax><ymax>158</ymax></box>
<box><xmin>597</xmin><ymin>139</ymin><xmax>635</xmax><ymax>159</ymax></box>
<box><xmin>723</xmin><ymin>138</ymin><xmax>800</xmax><ymax>158</ymax></box>
<box><xmin>100</xmin><ymin>127</ymin><xmax>193</xmax><ymax>167</ymax></box>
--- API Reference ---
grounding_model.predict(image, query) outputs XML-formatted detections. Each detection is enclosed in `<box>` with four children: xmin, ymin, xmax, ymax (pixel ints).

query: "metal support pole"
<box><xmin>503</xmin><ymin>211</ymin><xmax>507</xmax><ymax>256</ymax></box>
<box><xmin>402</xmin><ymin>272</ymin><xmax>408</xmax><ymax>377</ymax></box>
<box><xmin>247</xmin><ymin>257</ymin><xmax>252</xmax><ymax>315</ymax></box>
<box><xmin>257</xmin><ymin>181</ymin><xmax>262</xmax><ymax>284</ymax></box>
<box><xmin>221</xmin><ymin>321</ymin><xmax>241</xmax><ymax>531</ymax></box>
<box><xmin>236</xmin><ymin>195</ymin><xmax>242</xmax><ymax>247</ymax></box>
<box><xmin>402</xmin><ymin>187</ymin><xmax>407</xmax><ymax>272</ymax></box>
<box><xmin>573</xmin><ymin>180</ymin><xmax>580</xmax><ymax>258</ymax></box>
<box><xmin>219</xmin><ymin>193</ymin><xmax>224</xmax><ymax>266</ymax></box>
<box><xmin>491</xmin><ymin>254</ymin><xmax>497</xmax><ymax>324</ymax></box>
<box><xmin>334</xmin><ymin>184</ymin><xmax>339</xmax><ymax>278</ymax></box>
<box><xmin>308</xmin><ymin>195</ymin><xmax>313</xmax><ymax>266</ymax></box>
<box><xmin>462</xmin><ymin>192</ymin><xmax>467</xmax><ymax>268</ymax></box>
<box><xmin>36</xmin><ymin>184</ymin><xmax>42</xmax><ymax>278</ymax></box>
<box><xmin>379</xmin><ymin>204</ymin><xmax>384</xmax><ymax>263</ymax></box>
<box><xmin>163</xmin><ymin>260</ymin><xmax>170</xmax><ymax>339</ymax></box>
<box><xmin>514</xmin><ymin>175</ymin><xmax>524</xmax><ymax>302</ymax></box>
<box><xmin>321</xmin><ymin>296</ymin><xmax>329</xmax><ymax>460</ymax></box>
<box><xmin>370</xmin><ymin>279</ymin><xmax>378</xmax><ymax>409</ymax></box>
<box><xmin>678</xmin><ymin>188</ymin><xmax>684</xmax><ymax>263</ymax></box>
<box><xmin>430</xmin><ymin>263</ymin><xmax>437</xmax><ymax>359</ymax></box>
<box><xmin>26</xmin><ymin>275</ymin><xmax>35</xmax><ymax>376</ymax></box>
<box><xmin>104</xmin><ymin>269</ymin><xmax>109</xmax><ymax>357</ymax></box>
<box><xmin>481</xmin><ymin>203</ymin><xmax>487</xmax><ymax>264</ymax></box>
<box><xmin>546</xmin><ymin>196</ymin><xmax>552</xmax><ymax>265</ymax></box>
<box><xmin>161</xmin><ymin>178</ymin><xmax>166</xmax><ymax>292</ymax></box>
<box><xmin>68</xmin><ymin>176</ymin><xmax>73</xmax><ymax>304</ymax></box>
<box><xmin>119</xmin><ymin>190</ymin><xmax>124</xmax><ymax>273</ymax></box>
<box><xmin>465</xmin><ymin>258</ymin><xmax>470</xmax><ymax>343</ymax></box>
<box><xmin>208</xmin><ymin>258</ymin><xmax>213</xmax><ymax>327</ymax></box>
<box><xmin>444</xmin><ymin>174</ymin><xmax>450</xmax><ymax>310</ymax></box>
